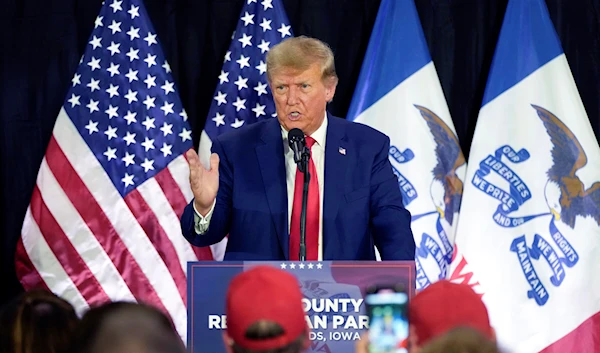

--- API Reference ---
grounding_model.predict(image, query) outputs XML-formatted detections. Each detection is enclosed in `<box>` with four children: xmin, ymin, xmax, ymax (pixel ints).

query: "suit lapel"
<box><xmin>323</xmin><ymin>114</ymin><xmax>349</xmax><ymax>259</ymax></box>
<box><xmin>256</xmin><ymin>120</ymin><xmax>289</xmax><ymax>259</ymax></box>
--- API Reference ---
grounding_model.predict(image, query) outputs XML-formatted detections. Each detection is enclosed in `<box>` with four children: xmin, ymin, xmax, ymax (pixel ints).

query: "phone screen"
<box><xmin>366</xmin><ymin>289</ymin><xmax>409</xmax><ymax>353</ymax></box>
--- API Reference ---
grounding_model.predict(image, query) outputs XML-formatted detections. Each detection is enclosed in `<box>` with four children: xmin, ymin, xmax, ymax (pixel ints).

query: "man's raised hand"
<box><xmin>186</xmin><ymin>149</ymin><xmax>219</xmax><ymax>216</ymax></box>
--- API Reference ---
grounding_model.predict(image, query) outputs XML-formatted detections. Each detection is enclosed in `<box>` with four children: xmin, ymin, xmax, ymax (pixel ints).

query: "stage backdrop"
<box><xmin>1</xmin><ymin>0</ymin><xmax>599</xmax><ymax>305</ymax></box>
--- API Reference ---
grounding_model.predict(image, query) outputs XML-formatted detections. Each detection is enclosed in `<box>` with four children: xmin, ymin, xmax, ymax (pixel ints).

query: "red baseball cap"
<box><xmin>226</xmin><ymin>266</ymin><xmax>308</xmax><ymax>351</ymax></box>
<box><xmin>408</xmin><ymin>280</ymin><xmax>493</xmax><ymax>346</ymax></box>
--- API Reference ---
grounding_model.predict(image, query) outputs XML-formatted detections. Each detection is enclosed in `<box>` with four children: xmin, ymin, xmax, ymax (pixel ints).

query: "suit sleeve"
<box><xmin>369</xmin><ymin>135</ymin><xmax>415</xmax><ymax>260</ymax></box>
<box><xmin>181</xmin><ymin>138</ymin><xmax>233</xmax><ymax>247</ymax></box>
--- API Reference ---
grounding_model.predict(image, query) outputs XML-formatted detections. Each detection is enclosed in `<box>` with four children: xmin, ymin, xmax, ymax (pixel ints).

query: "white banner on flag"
<box><xmin>348</xmin><ymin>0</ymin><xmax>465</xmax><ymax>289</ymax></box>
<box><xmin>452</xmin><ymin>0</ymin><xmax>600</xmax><ymax>351</ymax></box>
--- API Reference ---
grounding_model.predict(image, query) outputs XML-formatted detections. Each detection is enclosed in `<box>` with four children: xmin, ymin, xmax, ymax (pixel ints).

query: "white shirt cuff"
<box><xmin>193</xmin><ymin>199</ymin><xmax>216</xmax><ymax>234</ymax></box>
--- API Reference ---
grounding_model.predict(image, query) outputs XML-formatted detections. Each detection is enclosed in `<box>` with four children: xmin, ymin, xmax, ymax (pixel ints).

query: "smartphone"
<box><xmin>365</xmin><ymin>284</ymin><xmax>409</xmax><ymax>353</ymax></box>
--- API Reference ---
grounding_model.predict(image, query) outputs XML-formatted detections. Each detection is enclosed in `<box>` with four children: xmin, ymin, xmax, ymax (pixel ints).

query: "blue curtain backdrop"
<box><xmin>2</xmin><ymin>0</ymin><xmax>599</xmax><ymax>306</ymax></box>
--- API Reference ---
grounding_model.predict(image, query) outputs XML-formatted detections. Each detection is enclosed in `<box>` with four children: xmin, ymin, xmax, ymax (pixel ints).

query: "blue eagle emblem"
<box><xmin>414</xmin><ymin>105</ymin><xmax>466</xmax><ymax>226</ymax></box>
<box><xmin>534</xmin><ymin>105</ymin><xmax>600</xmax><ymax>228</ymax></box>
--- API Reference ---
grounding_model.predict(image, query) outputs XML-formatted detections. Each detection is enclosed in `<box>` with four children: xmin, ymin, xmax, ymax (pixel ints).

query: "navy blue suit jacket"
<box><xmin>181</xmin><ymin>114</ymin><xmax>415</xmax><ymax>260</ymax></box>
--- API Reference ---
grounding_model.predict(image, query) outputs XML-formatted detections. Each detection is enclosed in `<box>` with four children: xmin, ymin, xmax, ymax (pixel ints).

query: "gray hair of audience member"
<box><xmin>418</xmin><ymin>327</ymin><xmax>501</xmax><ymax>353</ymax></box>
<box><xmin>71</xmin><ymin>301</ymin><xmax>186</xmax><ymax>353</ymax></box>
<box><xmin>266</xmin><ymin>36</ymin><xmax>338</xmax><ymax>86</ymax></box>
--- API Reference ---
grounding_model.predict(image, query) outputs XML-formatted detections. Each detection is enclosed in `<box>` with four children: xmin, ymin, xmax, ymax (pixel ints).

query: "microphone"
<box><xmin>287</xmin><ymin>128</ymin><xmax>310</xmax><ymax>261</ymax></box>
<box><xmin>288</xmin><ymin>128</ymin><xmax>306</xmax><ymax>165</ymax></box>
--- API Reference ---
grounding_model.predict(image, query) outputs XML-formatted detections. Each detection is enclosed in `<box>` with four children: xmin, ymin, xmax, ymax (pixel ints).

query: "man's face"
<box><xmin>270</xmin><ymin>62</ymin><xmax>336</xmax><ymax>136</ymax></box>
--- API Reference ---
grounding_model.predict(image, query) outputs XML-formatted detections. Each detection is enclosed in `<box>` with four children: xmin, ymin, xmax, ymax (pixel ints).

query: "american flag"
<box><xmin>198</xmin><ymin>0</ymin><xmax>293</xmax><ymax>260</ymax></box>
<box><xmin>201</xmin><ymin>0</ymin><xmax>293</xmax><ymax>155</ymax></box>
<box><xmin>198</xmin><ymin>0</ymin><xmax>294</xmax><ymax>252</ymax></box>
<box><xmin>15</xmin><ymin>0</ymin><xmax>208</xmax><ymax>339</ymax></box>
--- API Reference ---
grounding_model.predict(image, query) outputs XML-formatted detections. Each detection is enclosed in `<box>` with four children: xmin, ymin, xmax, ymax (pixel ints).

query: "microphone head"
<box><xmin>288</xmin><ymin>128</ymin><xmax>306</xmax><ymax>165</ymax></box>
<box><xmin>288</xmin><ymin>128</ymin><xmax>305</xmax><ymax>143</ymax></box>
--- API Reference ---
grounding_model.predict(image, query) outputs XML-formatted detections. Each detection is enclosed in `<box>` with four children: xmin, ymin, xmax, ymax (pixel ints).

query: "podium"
<box><xmin>187</xmin><ymin>261</ymin><xmax>415</xmax><ymax>353</ymax></box>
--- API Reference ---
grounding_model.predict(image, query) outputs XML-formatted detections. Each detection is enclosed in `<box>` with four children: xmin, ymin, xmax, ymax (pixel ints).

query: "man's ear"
<box><xmin>409</xmin><ymin>324</ymin><xmax>421</xmax><ymax>353</ymax></box>
<box><xmin>222</xmin><ymin>332</ymin><xmax>235</xmax><ymax>353</ymax></box>
<box><xmin>325</xmin><ymin>78</ymin><xmax>337</xmax><ymax>102</ymax></box>
<box><xmin>301</xmin><ymin>331</ymin><xmax>311</xmax><ymax>350</ymax></box>
<box><xmin>355</xmin><ymin>332</ymin><xmax>369</xmax><ymax>353</ymax></box>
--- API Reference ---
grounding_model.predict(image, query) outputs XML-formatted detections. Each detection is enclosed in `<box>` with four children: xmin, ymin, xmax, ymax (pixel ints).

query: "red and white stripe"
<box><xmin>16</xmin><ymin>107</ymin><xmax>214</xmax><ymax>339</ymax></box>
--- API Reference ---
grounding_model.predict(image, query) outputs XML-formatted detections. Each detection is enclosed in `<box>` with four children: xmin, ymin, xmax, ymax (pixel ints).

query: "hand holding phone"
<box><xmin>365</xmin><ymin>285</ymin><xmax>409</xmax><ymax>353</ymax></box>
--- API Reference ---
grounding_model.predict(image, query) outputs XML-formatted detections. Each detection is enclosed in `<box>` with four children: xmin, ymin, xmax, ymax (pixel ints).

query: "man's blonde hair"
<box><xmin>266</xmin><ymin>36</ymin><xmax>338</xmax><ymax>86</ymax></box>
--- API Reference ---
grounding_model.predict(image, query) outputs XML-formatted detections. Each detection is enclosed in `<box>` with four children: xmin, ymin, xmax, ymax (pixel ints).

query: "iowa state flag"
<box><xmin>347</xmin><ymin>0</ymin><xmax>466</xmax><ymax>290</ymax></box>
<box><xmin>452</xmin><ymin>0</ymin><xmax>600</xmax><ymax>352</ymax></box>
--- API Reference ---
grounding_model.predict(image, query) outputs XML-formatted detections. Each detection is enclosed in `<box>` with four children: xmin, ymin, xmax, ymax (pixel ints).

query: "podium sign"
<box><xmin>187</xmin><ymin>261</ymin><xmax>415</xmax><ymax>353</ymax></box>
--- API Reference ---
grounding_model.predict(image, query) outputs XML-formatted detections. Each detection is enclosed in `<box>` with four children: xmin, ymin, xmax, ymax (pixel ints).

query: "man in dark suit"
<box><xmin>181</xmin><ymin>36</ymin><xmax>414</xmax><ymax>261</ymax></box>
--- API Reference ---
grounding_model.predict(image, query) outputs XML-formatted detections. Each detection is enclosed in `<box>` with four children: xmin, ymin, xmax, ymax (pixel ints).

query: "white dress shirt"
<box><xmin>193</xmin><ymin>114</ymin><xmax>328</xmax><ymax>260</ymax></box>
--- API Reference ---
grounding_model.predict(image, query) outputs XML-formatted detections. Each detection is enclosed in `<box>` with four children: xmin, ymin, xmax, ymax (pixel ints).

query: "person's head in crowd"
<box><xmin>0</xmin><ymin>289</ymin><xmax>79</xmax><ymax>353</ymax></box>
<box><xmin>408</xmin><ymin>280</ymin><xmax>495</xmax><ymax>352</ymax></box>
<box><xmin>418</xmin><ymin>327</ymin><xmax>500</xmax><ymax>353</ymax></box>
<box><xmin>71</xmin><ymin>301</ymin><xmax>185</xmax><ymax>353</ymax></box>
<box><xmin>224</xmin><ymin>266</ymin><xmax>310</xmax><ymax>353</ymax></box>
<box><xmin>266</xmin><ymin>36</ymin><xmax>338</xmax><ymax>136</ymax></box>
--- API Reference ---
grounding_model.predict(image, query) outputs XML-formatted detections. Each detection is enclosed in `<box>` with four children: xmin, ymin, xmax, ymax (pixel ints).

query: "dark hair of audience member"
<box><xmin>230</xmin><ymin>321</ymin><xmax>306</xmax><ymax>353</ymax></box>
<box><xmin>71</xmin><ymin>301</ymin><xmax>186</xmax><ymax>353</ymax></box>
<box><xmin>0</xmin><ymin>289</ymin><xmax>79</xmax><ymax>353</ymax></box>
<box><xmin>419</xmin><ymin>326</ymin><xmax>501</xmax><ymax>353</ymax></box>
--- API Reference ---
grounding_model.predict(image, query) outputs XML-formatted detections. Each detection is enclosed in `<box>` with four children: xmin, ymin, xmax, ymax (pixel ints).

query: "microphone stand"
<box><xmin>298</xmin><ymin>146</ymin><xmax>311</xmax><ymax>261</ymax></box>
